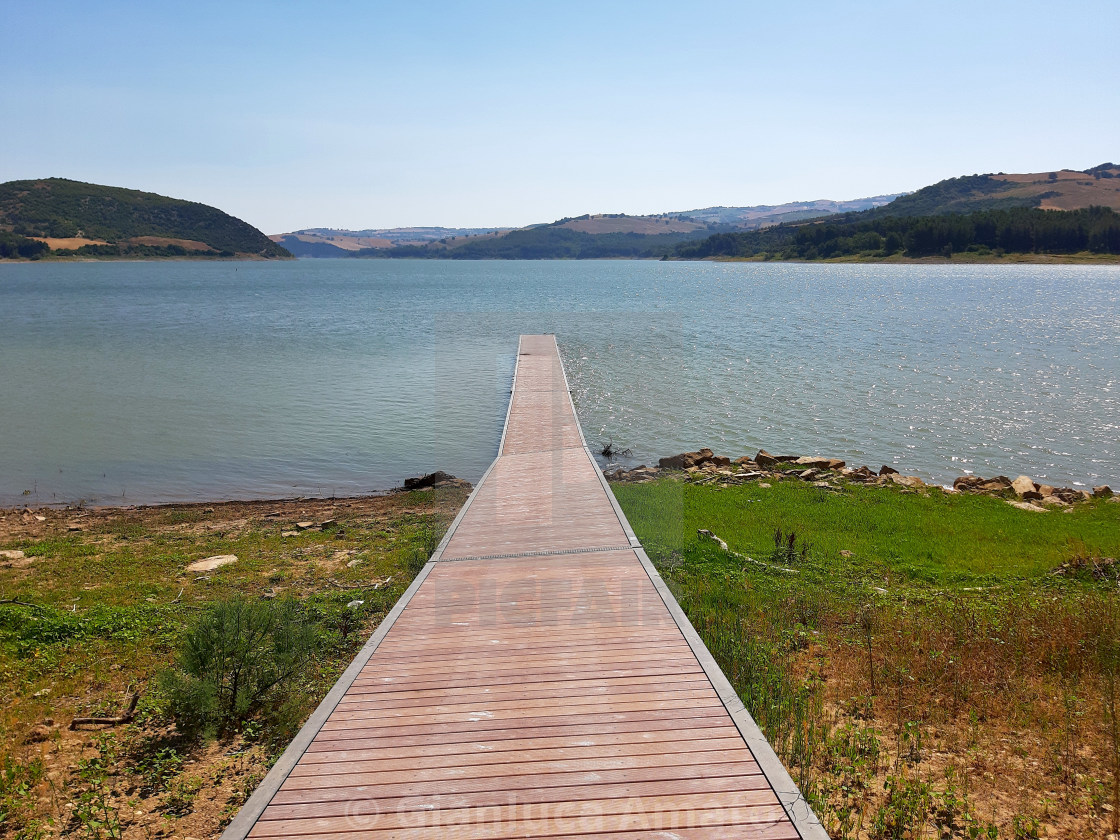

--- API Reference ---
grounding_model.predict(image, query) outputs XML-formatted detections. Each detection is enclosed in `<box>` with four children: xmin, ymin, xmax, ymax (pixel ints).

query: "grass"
<box><xmin>613</xmin><ymin>476</ymin><xmax>1120</xmax><ymax>838</ymax></box>
<box><xmin>615</xmin><ymin>478</ymin><xmax>1119</xmax><ymax>583</ymax></box>
<box><xmin>0</xmin><ymin>489</ymin><xmax>467</xmax><ymax>840</ymax></box>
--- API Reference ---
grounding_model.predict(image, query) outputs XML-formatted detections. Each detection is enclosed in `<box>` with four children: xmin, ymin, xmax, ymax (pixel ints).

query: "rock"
<box><xmin>795</xmin><ymin>456</ymin><xmax>831</xmax><ymax>469</ymax></box>
<box><xmin>735</xmin><ymin>457</ymin><xmax>759</xmax><ymax>468</ymax></box>
<box><xmin>319</xmin><ymin>519</ymin><xmax>337</xmax><ymax>530</ymax></box>
<box><xmin>1039</xmin><ymin>496</ymin><xmax>1070</xmax><ymax>508</ymax></box>
<box><xmin>185</xmin><ymin>554</ymin><xmax>237</xmax><ymax>572</ymax></box>
<box><xmin>755</xmin><ymin>449</ymin><xmax>778</xmax><ymax>467</ymax></box>
<box><xmin>697</xmin><ymin>529</ymin><xmax>728</xmax><ymax>551</ymax></box>
<box><xmin>840</xmin><ymin>550</ymin><xmax>853</xmax><ymax>558</ymax></box>
<box><xmin>0</xmin><ymin>549</ymin><xmax>26</xmax><ymax>560</ymax></box>
<box><xmin>403</xmin><ymin>470</ymin><xmax>456</xmax><ymax>490</ymax></box>
<box><xmin>799</xmin><ymin>469</ymin><xmax>821</xmax><ymax>481</ymax></box>
<box><xmin>826</xmin><ymin>459</ymin><xmax>847</xmax><ymax>470</ymax></box>
<box><xmin>890</xmin><ymin>474</ymin><xmax>926</xmax><ymax>488</ymax></box>
<box><xmin>979</xmin><ymin>476</ymin><xmax>1013</xmax><ymax>492</ymax></box>
<box><xmin>660</xmin><ymin>450</ymin><xmax>705</xmax><ymax>469</ymax></box>
<box><xmin>711</xmin><ymin>455</ymin><xmax>731</xmax><ymax>468</ymax></box>
<box><xmin>281</xmin><ymin>530</ymin><xmax>298</xmax><ymax>537</ymax></box>
<box><xmin>1007</xmin><ymin>500</ymin><xmax>1048</xmax><ymax>513</ymax></box>
<box><xmin>295</xmin><ymin>521</ymin><xmax>315</xmax><ymax>530</ymax></box>
<box><xmin>953</xmin><ymin>475</ymin><xmax>983</xmax><ymax>491</ymax></box>
<box><xmin>879</xmin><ymin>465</ymin><xmax>899</xmax><ymax>476</ymax></box>
<box><xmin>1053</xmin><ymin>487</ymin><xmax>1083</xmax><ymax>504</ymax></box>
<box><xmin>1037</xmin><ymin>484</ymin><xmax>1055</xmax><ymax>497</ymax></box>
<box><xmin>758</xmin><ymin>482</ymin><xmax>771</xmax><ymax>488</ymax></box>
<box><xmin>1093</xmin><ymin>485</ymin><xmax>1114</xmax><ymax>498</ymax></box>
<box><xmin>1011</xmin><ymin>475</ymin><xmax>1041</xmax><ymax>499</ymax></box>
<box><xmin>849</xmin><ymin>465</ymin><xmax>877</xmax><ymax>482</ymax></box>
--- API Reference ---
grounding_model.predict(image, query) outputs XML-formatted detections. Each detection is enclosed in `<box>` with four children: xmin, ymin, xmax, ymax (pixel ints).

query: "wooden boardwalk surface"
<box><xmin>223</xmin><ymin>335</ymin><xmax>825</xmax><ymax>840</ymax></box>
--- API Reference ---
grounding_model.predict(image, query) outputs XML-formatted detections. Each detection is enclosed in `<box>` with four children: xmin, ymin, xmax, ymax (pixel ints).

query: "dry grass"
<box><xmin>30</xmin><ymin>237</ymin><xmax>108</xmax><ymax>250</ymax></box>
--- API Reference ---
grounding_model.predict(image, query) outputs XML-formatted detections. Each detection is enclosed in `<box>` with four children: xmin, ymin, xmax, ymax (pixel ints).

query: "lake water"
<box><xmin>1</xmin><ymin>260</ymin><xmax>1117</xmax><ymax>506</ymax></box>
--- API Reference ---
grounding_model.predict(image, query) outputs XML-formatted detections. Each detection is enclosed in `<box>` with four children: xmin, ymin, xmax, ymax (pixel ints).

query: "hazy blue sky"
<box><xmin>3</xmin><ymin>0</ymin><xmax>1116</xmax><ymax>232</ymax></box>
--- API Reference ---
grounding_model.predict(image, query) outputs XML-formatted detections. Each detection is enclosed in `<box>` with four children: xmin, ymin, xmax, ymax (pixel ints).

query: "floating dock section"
<box><xmin>222</xmin><ymin>334</ymin><xmax>826</xmax><ymax>839</ymax></box>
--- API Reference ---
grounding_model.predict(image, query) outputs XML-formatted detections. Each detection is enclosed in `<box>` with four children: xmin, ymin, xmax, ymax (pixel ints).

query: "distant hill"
<box><xmin>674</xmin><ymin>164</ymin><xmax>1120</xmax><ymax>262</ymax></box>
<box><xmin>0</xmin><ymin>179</ymin><xmax>290</xmax><ymax>259</ymax></box>
<box><xmin>675</xmin><ymin>195</ymin><xmax>901</xmax><ymax>226</ymax></box>
<box><xmin>872</xmin><ymin>164</ymin><xmax>1120</xmax><ymax>217</ymax></box>
<box><xmin>272</xmin><ymin>226</ymin><xmax>509</xmax><ymax>258</ymax></box>
<box><xmin>274</xmin><ymin>195</ymin><xmax>903</xmax><ymax>260</ymax></box>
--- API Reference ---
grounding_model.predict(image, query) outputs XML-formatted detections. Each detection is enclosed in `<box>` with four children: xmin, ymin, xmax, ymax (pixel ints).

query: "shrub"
<box><xmin>159</xmin><ymin>597</ymin><xmax>319</xmax><ymax>739</ymax></box>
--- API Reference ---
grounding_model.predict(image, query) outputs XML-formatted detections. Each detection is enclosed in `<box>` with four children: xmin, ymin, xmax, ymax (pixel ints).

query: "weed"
<box><xmin>135</xmin><ymin>746</ymin><xmax>183</xmax><ymax>796</ymax></box>
<box><xmin>71</xmin><ymin>733</ymin><xmax>122</xmax><ymax>840</ymax></box>
<box><xmin>0</xmin><ymin>754</ymin><xmax>47</xmax><ymax>839</ymax></box>
<box><xmin>869</xmin><ymin>774</ymin><xmax>930</xmax><ymax>840</ymax></box>
<box><xmin>159</xmin><ymin>597</ymin><xmax>319</xmax><ymax>739</ymax></box>
<box><xmin>162</xmin><ymin>775</ymin><xmax>202</xmax><ymax>817</ymax></box>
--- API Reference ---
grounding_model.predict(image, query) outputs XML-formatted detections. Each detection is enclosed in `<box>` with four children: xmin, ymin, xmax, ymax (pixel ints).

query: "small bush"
<box><xmin>159</xmin><ymin>597</ymin><xmax>319</xmax><ymax>739</ymax></box>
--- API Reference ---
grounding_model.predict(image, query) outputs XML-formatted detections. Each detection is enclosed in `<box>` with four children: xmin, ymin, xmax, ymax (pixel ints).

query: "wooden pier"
<box><xmin>222</xmin><ymin>335</ymin><xmax>826</xmax><ymax>840</ymax></box>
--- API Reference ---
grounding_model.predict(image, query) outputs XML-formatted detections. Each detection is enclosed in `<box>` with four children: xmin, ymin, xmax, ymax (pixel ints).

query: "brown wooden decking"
<box><xmin>222</xmin><ymin>335</ymin><xmax>825</xmax><ymax>840</ymax></box>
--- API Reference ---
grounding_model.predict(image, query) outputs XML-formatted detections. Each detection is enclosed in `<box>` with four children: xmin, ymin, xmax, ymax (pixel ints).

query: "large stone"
<box><xmin>711</xmin><ymin>455</ymin><xmax>732</xmax><ymax>468</ymax></box>
<box><xmin>1011</xmin><ymin>475</ymin><xmax>1041</xmax><ymax>499</ymax></box>
<box><xmin>794</xmin><ymin>456</ymin><xmax>831</xmax><ymax>469</ymax></box>
<box><xmin>978</xmin><ymin>476</ymin><xmax>1013</xmax><ymax>492</ymax></box>
<box><xmin>1007</xmin><ymin>500</ymin><xmax>1048</xmax><ymax>513</ymax></box>
<box><xmin>953</xmin><ymin>475</ymin><xmax>983</xmax><ymax>491</ymax></box>
<box><xmin>1037</xmin><ymin>484</ymin><xmax>1055</xmax><ymax>497</ymax></box>
<box><xmin>659</xmin><ymin>449</ymin><xmax>715</xmax><ymax>470</ymax></box>
<box><xmin>735</xmin><ymin>456</ymin><xmax>759</xmax><ymax>468</ymax></box>
<box><xmin>186</xmin><ymin>554</ymin><xmax>237</xmax><ymax>572</ymax></box>
<box><xmin>755</xmin><ymin>449</ymin><xmax>778</xmax><ymax>467</ymax></box>
<box><xmin>404</xmin><ymin>470</ymin><xmax>457</xmax><ymax>490</ymax></box>
<box><xmin>879</xmin><ymin>465</ymin><xmax>899</xmax><ymax>476</ymax></box>
<box><xmin>1093</xmin><ymin>485</ymin><xmax>1114</xmax><ymax>498</ymax></box>
<box><xmin>890</xmin><ymin>474</ymin><xmax>926</xmax><ymax>489</ymax></box>
<box><xmin>826</xmin><ymin>459</ymin><xmax>847</xmax><ymax>470</ymax></box>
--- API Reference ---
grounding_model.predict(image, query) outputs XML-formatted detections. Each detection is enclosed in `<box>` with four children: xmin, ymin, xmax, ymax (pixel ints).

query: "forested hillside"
<box><xmin>675</xmin><ymin>206</ymin><xmax>1120</xmax><ymax>260</ymax></box>
<box><xmin>0</xmin><ymin>179</ymin><xmax>290</xmax><ymax>259</ymax></box>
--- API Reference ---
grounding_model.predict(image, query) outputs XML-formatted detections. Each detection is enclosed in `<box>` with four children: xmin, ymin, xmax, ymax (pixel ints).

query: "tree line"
<box><xmin>674</xmin><ymin>206</ymin><xmax>1120</xmax><ymax>260</ymax></box>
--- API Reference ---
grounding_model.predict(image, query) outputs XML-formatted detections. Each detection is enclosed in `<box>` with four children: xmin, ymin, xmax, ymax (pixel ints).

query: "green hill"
<box><xmin>0</xmin><ymin>179</ymin><xmax>290</xmax><ymax>259</ymax></box>
<box><xmin>674</xmin><ymin>164</ymin><xmax>1120</xmax><ymax>262</ymax></box>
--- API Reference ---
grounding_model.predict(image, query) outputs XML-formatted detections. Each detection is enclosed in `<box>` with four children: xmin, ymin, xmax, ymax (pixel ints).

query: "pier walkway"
<box><xmin>222</xmin><ymin>335</ymin><xmax>825</xmax><ymax>840</ymax></box>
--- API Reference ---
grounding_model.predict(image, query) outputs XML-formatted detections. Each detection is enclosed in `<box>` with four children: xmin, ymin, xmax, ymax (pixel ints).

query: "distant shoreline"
<box><xmin>6</xmin><ymin>252</ymin><xmax>1119</xmax><ymax>265</ymax></box>
<box><xmin>703</xmin><ymin>251</ymin><xmax>1120</xmax><ymax>265</ymax></box>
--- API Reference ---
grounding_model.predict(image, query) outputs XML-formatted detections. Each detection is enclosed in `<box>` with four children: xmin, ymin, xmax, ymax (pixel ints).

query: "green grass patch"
<box><xmin>614</xmin><ymin>478</ymin><xmax>1119</xmax><ymax>585</ymax></box>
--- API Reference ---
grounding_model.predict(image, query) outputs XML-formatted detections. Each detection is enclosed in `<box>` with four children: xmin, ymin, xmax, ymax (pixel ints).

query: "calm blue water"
<box><xmin>1</xmin><ymin>260</ymin><xmax>1117</xmax><ymax>506</ymax></box>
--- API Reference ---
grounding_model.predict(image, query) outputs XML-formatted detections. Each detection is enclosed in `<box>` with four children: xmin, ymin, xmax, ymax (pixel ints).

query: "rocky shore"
<box><xmin>605</xmin><ymin>448</ymin><xmax>1115</xmax><ymax>511</ymax></box>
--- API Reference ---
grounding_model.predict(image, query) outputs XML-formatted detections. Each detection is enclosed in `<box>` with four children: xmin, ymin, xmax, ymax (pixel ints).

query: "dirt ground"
<box><xmin>0</xmin><ymin>489</ymin><xmax>468</xmax><ymax>840</ymax></box>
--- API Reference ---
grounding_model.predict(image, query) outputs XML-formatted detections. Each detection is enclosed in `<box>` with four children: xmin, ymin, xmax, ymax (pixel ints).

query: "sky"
<box><xmin>2</xmin><ymin>0</ymin><xmax>1116</xmax><ymax>233</ymax></box>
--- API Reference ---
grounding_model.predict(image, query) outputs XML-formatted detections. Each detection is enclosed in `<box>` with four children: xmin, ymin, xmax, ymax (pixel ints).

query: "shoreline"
<box><xmin>607</xmin><ymin>446</ymin><xmax>1115</xmax><ymax>509</ymax></box>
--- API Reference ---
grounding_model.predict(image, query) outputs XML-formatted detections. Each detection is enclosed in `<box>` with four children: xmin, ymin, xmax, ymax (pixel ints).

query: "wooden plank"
<box><xmin>222</xmin><ymin>335</ymin><xmax>810</xmax><ymax>840</ymax></box>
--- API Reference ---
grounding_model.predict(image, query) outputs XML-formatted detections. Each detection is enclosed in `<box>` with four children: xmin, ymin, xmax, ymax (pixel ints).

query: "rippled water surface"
<box><xmin>1</xmin><ymin>260</ymin><xmax>1116</xmax><ymax>505</ymax></box>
